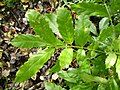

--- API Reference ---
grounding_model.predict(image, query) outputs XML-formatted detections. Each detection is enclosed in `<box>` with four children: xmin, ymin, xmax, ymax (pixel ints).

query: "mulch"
<box><xmin>0</xmin><ymin>1</ymin><xmax>62</xmax><ymax>89</ymax></box>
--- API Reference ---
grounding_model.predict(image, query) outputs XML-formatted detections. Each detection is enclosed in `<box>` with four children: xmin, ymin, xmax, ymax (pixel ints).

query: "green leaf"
<box><xmin>57</xmin><ymin>8</ymin><xmax>74</xmax><ymax>44</ymax></box>
<box><xmin>112</xmin><ymin>39</ymin><xmax>120</xmax><ymax>51</ymax></box>
<box><xmin>99</xmin><ymin>24</ymin><xmax>120</xmax><ymax>42</ymax></box>
<box><xmin>98</xmin><ymin>26</ymin><xmax>113</xmax><ymax>42</ymax></box>
<box><xmin>79</xmin><ymin>73</ymin><xmax>108</xmax><ymax>83</ymax></box>
<box><xmin>25</xmin><ymin>9</ymin><xmax>63</xmax><ymax>46</ymax></box>
<box><xmin>75</xmin><ymin>15</ymin><xmax>91</xmax><ymax>46</ymax></box>
<box><xmin>15</xmin><ymin>48</ymin><xmax>55</xmax><ymax>82</ymax></box>
<box><xmin>105</xmin><ymin>53</ymin><xmax>117</xmax><ymax>69</ymax></box>
<box><xmin>95</xmin><ymin>0</ymin><xmax>103</xmax><ymax>3</ymax></box>
<box><xmin>59</xmin><ymin>70</ymin><xmax>107</xmax><ymax>84</ymax></box>
<box><xmin>58</xmin><ymin>69</ymin><xmax>79</xmax><ymax>83</ymax></box>
<box><xmin>93</xmin><ymin>76</ymin><xmax>108</xmax><ymax>83</ymax></box>
<box><xmin>114</xmin><ymin>24</ymin><xmax>120</xmax><ymax>38</ymax></box>
<box><xmin>25</xmin><ymin>9</ymin><xmax>40</xmax><ymax>28</ymax></box>
<box><xmin>90</xmin><ymin>22</ymin><xmax>97</xmax><ymax>35</ymax></box>
<box><xmin>79</xmin><ymin>73</ymin><xmax>95</xmax><ymax>83</ymax></box>
<box><xmin>97</xmin><ymin>84</ymin><xmax>106</xmax><ymax>90</ymax></box>
<box><xmin>88</xmin><ymin>41</ymin><xmax>99</xmax><ymax>58</ymax></box>
<box><xmin>71</xmin><ymin>2</ymin><xmax>108</xmax><ymax>16</ymax></box>
<box><xmin>91</xmin><ymin>54</ymin><xmax>107</xmax><ymax>76</ymax></box>
<box><xmin>50</xmin><ymin>60</ymin><xmax>61</xmax><ymax>73</ymax></box>
<box><xmin>79</xmin><ymin>59</ymin><xmax>91</xmax><ymax>73</ymax></box>
<box><xmin>45</xmin><ymin>82</ymin><xmax>65</xmax><ymax>90</ymax></box>
<box><xmin>75</xmin><ymin>28</ymin><xmax>89</xmax><ymax>47</ymax></box>
<box><xmin>110</xmin><ymin>0</ymin><xmax>120</xmax><ymax>14</ymax></box>
<box><xmin>109</xmin><ymin>78</ymin><xmax>119</xmax><ymax>90</ymax></box>
<box><xmin>59</xmin><ymin>48</ymin><xmax>73</xmax><ymax>69</ymax></box>
<box><xmin>76</xmin><ymin>49</ymin><xmax>86</xmax><ymax>61</ymax></box>
<box><xmin>11</xmin><ymin>34</ymin><xmax>47</xmax><ymax>48</ymax></box>
<box><xmin>45</xmin><ymin>13</ymin><xmax>62</xmax><ymax>38</ymax></box>
<box><xmin>70</xmin><ymin>84</ymin><xmax>93</xmax><ymax>90</ymax></box>
<box><xmin>99</xmin><ymin>17</ymin><xmax>109</xmax><ymax>30</ymax></box>
<box><xmin>112</xmin><ymin>36</ymin><xmax>120</xmax><ymax>51</ymax></box>
<box><xmin>116</xmin><ymin>56</ymin><xmax>120</xmax><ymax>80</ymax></box>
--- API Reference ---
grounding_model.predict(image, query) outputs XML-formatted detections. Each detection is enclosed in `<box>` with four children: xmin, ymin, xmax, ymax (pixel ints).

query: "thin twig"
<box><xmin>10</xmin><ymin>10</ymin><xmax>22</xmax><ymax>28</ymax></box>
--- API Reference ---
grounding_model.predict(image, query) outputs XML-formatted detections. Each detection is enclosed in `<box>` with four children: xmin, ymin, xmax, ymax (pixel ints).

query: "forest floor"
<box><xmin>0</xmin><ymin>1</ymin><xmax>60</xmax><ymax>89</ymax></box>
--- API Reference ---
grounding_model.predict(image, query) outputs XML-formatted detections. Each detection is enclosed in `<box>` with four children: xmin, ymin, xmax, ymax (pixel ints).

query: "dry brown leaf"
<box><xmin>21</xmin><ymin>0</ymin><xmax>29</xmax><ymax>3</ymax></box>
<box><xmin>2</xmin><ymin>69</ymin><xmax>10</xmax><ymax>77</ymax></box>
<box><xmin>0</xmin><ymin>49</ymin><xmax>3</xmax><ymax>59</ymax></box>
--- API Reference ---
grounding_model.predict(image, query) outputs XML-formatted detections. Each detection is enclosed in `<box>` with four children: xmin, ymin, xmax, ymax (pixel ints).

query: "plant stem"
<box><xmin>54</xmin><ymin>45</ymin><xmax>106</xmax><ymax>54</ymax></box>
<box><xmin>104</xmin><ymin>2</ymin><xmax>116</xmax><ymax>40</ymax></box>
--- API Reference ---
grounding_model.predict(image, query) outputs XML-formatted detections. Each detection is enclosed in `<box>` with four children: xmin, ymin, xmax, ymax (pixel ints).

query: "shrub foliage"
<box><xmin>11</xmin><ymin>0</ymin><xmax>120</xmax><ymax>89</ymax></box>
